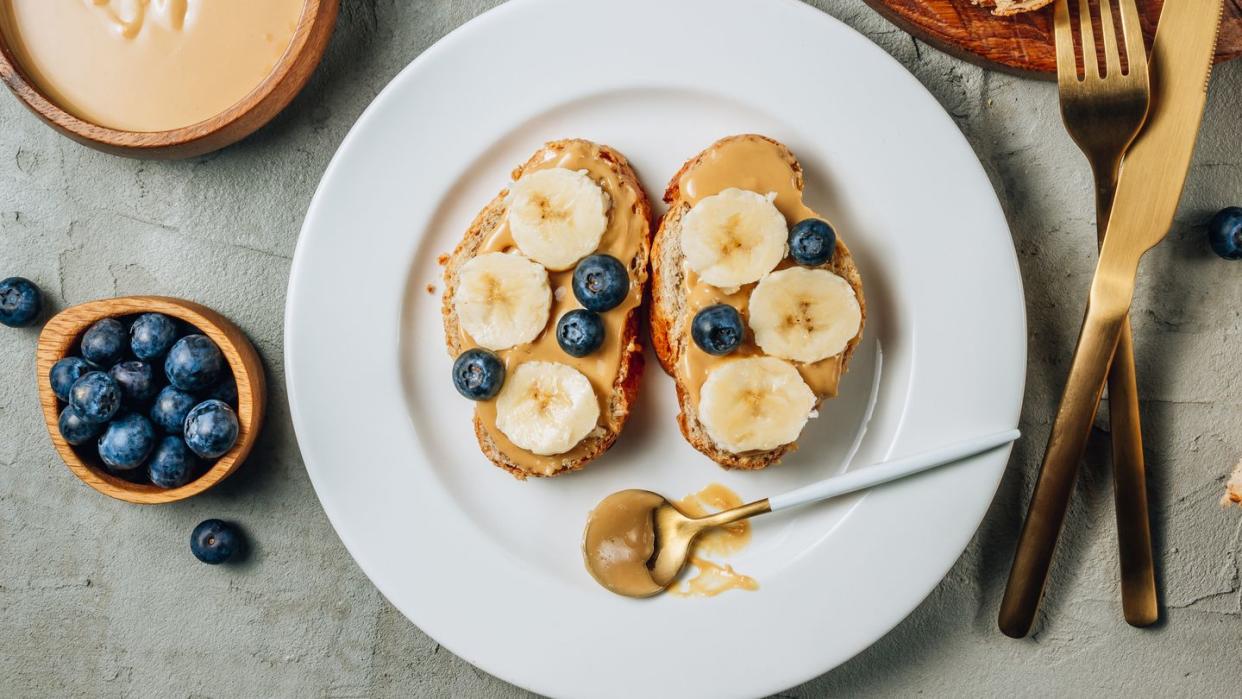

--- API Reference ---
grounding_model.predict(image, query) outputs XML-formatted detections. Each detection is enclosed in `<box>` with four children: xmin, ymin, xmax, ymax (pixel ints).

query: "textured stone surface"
<box><xmin>1</xmin><ymin>1</ymin><xmax>1239</xmax><ymax>696</ymax></box>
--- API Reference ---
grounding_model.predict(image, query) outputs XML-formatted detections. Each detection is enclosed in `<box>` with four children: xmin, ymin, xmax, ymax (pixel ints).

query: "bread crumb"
<box><xmin>426</xmin><ymin>284</ymin><xmax>436</xmax><ymax>295</ymax></box>
<box><xmin>1222</xmin><ymin>458</ymin><xmax>1242</xmax><ymax>508</ymax></box>
<box><xmin>437</xmin><ymin>253</ymin><xmax>450</xmax><ymax>266</ymax></box>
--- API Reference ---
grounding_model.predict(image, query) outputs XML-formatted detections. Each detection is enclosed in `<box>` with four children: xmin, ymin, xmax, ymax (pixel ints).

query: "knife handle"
<box><xmin>999</xmin><ymin>289</ymin><xmax>1130</xmax><ymax>638</ymax></box>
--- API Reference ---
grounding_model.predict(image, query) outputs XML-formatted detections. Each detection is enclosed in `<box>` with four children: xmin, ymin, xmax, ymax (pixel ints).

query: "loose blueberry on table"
<box><xmin>98</xmin><ymin>413</ymin><xmax>156</xmax><ymax>471</ymax></box>
<box><xmin>129</xmin><ymin>312</ymin><xmax>179</xmax><ymax>360</ymax></box>
<box><xmin>0</xmin><ymin>276</ymin><xmax>42</xmax><ymax>328</ymax></box>
<box><xmin>183</xmin><ymin>399</ymin><xmax>239</xmax><ymax>459</ymax></box>
<box><xmin>452</xmin><ymin>348</ymin><xmax>505</xmax><ymax>400</ymax></box>
<box><xmin>190</xmin><ymin>519</ymin><xmax>243</xmax><ymax>565</ymax></box>
<box><xmin>1208</xmin><ymin>207</ymin><xmax>1242</xmax><ymax>260</ymax></box>
<box><xmin>147</xmin><ymin>435</ymin><xmax>200</xmax><ymax>488</ymax></box>
<box><xmin>68</xmin><ymin>371</ymin><xmax>122</xmax><ymax>424</ymax></box>
<box><xmin>80</xmin><ymin>317</ymin><xmax>128</xmax><ymax>366</ymax></box>
<box><xmin>788</xmin><ymin>218</ymin><xmax>837</xmax><ymax>267</ymax></box>
<box><xmin>58</xmin><ymin>406</ymin><xmax>102</xmax><ymax>446</ymax></box>
<box><xmin>50</xmin><ymin>356</ymin><xmax>95</xmax><ymax>402</ymax></box>
<box><xmin>572</xmin><ymin>254</ymin><xmax>629</xmax><ymax>312</ymax></box>
<box><xmin>556</xmin><ymin>308</ymin><xmax>605</xmax><ymax>357</ymax></box>
<box><xmin>109</xmin><ymin>360</ymin><xmax>158</xmax><ymax>404</ymax></box>
<box><xmin>692</xmin><ymin>304</ymin><xmax>744</xmax><ymax>356</ymax></box>
<box><xmin>150</xmin><ymin>385</ymin><xmax>199</xmax><ymax>433</ymax></box>
<box><xmin>165</xmin><ymin>334</ymin><xmax>224</xmax><ymax>392</ymax></box>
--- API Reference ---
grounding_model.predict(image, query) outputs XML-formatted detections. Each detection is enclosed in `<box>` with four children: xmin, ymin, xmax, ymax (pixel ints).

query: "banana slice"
<box><xmin>748</xmin><ymin>267</ymin><xmax>861</xmax><ymax>363</ymax></box>
<box><xmin>454</xmin><ymin>252</ymin><xmax>552</xmax><ymax>350</ymax></box>
<box><xmin>680</xmin><ymin>188</ymin><xmax>787</xmax><ymax>289</ymax></box>
<box><xmin>508</xmin><ymin>168</ymin><xmax>610</xmax><ymax>271</ymax></box>
<box><xmin>698</xmin><ymin>356</ymin><xmax>816</xmax><ymax>453</ymax></box>
<box><xmin>495</xmin><ymin>361</ymin><xmax>601</xmax><ymax>455</ymax></box>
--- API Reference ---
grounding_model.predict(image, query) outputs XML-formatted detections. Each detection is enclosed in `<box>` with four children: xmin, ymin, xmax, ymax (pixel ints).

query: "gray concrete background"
<box><xmin>2</xmin><ymin>1</ymin><xmax>1239</xmax><ymax>696</ymax></box>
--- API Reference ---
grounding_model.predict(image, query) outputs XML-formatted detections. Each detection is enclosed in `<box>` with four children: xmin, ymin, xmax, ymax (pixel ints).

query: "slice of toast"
<box><xmin>650</xmin><ymin>135</ymin><xmax>865</xmax><ymax>469</ymax></box>
<box><xmin>971</xmin><ymin>0</ymin><xmax>1055</xmax><ymax>16</ymax></box>
<box><xmin>1223</xmin><ymin>458</ymin><xmax>1242</xmax><ymax>508</ymax></box>
<box><xmin>442</xmin><ymin>140</ymin><xmax>652</xmax><ymax>479</ymax></box>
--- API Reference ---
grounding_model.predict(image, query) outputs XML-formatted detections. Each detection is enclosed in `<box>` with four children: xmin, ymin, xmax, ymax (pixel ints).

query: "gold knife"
<box><xmin>998</xmin><ymin>0</ymin><xmax>1225</xmax><ymax>639</ymax></box>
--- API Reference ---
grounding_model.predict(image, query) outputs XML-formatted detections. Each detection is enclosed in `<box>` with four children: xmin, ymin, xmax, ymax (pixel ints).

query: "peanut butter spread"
<box><xmin>668</xmin><ymin>483</ymin><xmax>758</xmax><ymax>597</ymax></box>
<box><xmin>677</xmin><ymin>137</ymin><xmax>861</xmax><ymax>423</ymax></box>
<box><xmin>462</xmin><ymin>142</ymin><xmax>646</xmax><ymax>475</ymax></box>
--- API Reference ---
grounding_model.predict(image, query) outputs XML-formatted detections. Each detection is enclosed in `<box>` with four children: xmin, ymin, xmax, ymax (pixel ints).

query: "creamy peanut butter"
<box><xmin>677</xmin><ymin>137</ymin><xmax>861</xmax><ymax>433</ymax></box>
<box><xmin>463</xmin><ymin>142</ymin><xmax>646</xmax><ymax>475</ymax></box>
<box><xmin>668</xmin><ymin>483</ymin><xmax>758</xmax><ymax>597</ymax></box>
<box><xmin>0</xmin><ymin>0</ymin><xmax>305</xmax><ymax>132</ymax></box>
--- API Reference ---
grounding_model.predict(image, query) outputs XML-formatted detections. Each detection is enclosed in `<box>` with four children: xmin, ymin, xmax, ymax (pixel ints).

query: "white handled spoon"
<box><xmin>583</xmin><ymin>428</ymin><xmax>1021</xmax><ymax>597</ymax></box>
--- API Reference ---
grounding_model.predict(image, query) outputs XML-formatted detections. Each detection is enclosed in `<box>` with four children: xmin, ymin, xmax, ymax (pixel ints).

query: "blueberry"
<box><xmin>207</xmin><ymin>376</ymin><xmax>238</xmax><ymax>406</ymax></box>
<box><xmin>190</xmin><ymin>519</ymin><xmax>243</xmax><ymax>565</ymax></box>
<box><xmin>109</xmin><ymin>361</ymin><xmax>157</xmax><ymax>404</ymax></box>
<box><xmin>68</xmin><ymin>371</ymin><xmax>121</xmax><ymax>424</ymax></box>
<box><xmin>183</xmin><ymin>399</ymin><xmax>239</xmax><ymax>459</ymax></box>
<box><xmin>129</xmin><ymin>313</ymin><xmax>179</xmax><ymax>361</ymax></box>
<box><xmin>81</xmin><ymin>318</ymin><xmax>127</xmax><ymax>366</ymax></box>
<box><xmin>50</xmin><ymin>356</ymin><xmax>95</xmax><ymax>402</ymax></box>
<box><xmin>788</xmin><ymin>218</ymin><xmax>837</xmax><ymax>267</ymax></box>
<box><xmin>58</xmin><ymin>406</ymin><xmax>102</xmax><ymax>446</ymax></box>
<box><xmin>147</xmin><ymin>436</ymin><xmax>200</xmax><ymax>488</ymax></box>
<box><xmin>452</xmin><ymin>349</ymin><xmax>505</xmax><ymax>400</ymax></box>
<box><xmin>150</xmin><ymin>386</ymin><xmax>198</xmax><ymax>433</ymax></box>
<box><xmin>572</xmin><ymin>254</ymin><xmax>630</xmax><ymax>312</ymax></box>
<box><xmin>556</xmin><ymin>309</ymin><xmax>604</xmax><ymax>357</ymax></box>
<box><xmin>1208</xmin><ymin>207</ymin><xmax>1242</xmax><ymax>260</ymax></box>
<box><xmin>97</xmin><ymin>413</ymin><xmax>156</xmax><ymax>471</ymax></box>
<box><xmin>165</xmin><ymin>334</ymin><xmax>224</xmax><ymax>392</ymax></box>
<box><xmin>0</xmin><ymin>277</ymin><xmax>41</xmax><ymax>328</ymax></box>
<box><xmin>692</xmin><ymin>304</ymin><xmax>744</xmax><ymax>356</ymax></box>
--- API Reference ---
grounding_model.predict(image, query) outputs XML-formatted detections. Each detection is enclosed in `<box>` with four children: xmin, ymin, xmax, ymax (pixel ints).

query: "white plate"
<box><xmin>285</xmin><ymin>0</ymin><xmax>1026</xmax><ymax>696</ymax></box>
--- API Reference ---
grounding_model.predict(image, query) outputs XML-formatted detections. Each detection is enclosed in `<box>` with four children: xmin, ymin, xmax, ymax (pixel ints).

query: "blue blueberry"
<box><xmin>58</xmin><ymin>406</ymin><xmax>102</xmax><ymax>446</ymax></box>
<box><xmin>788</xmin><ymin>218</ymin><xmax>837</xmax><ymax>267</ymax></box>
<box><xmin>190</xmin><ymin>519</ymin><xmax>243</xmax><ymax>564</ymax></box>
<box><xmin>150</xmin><ymin>386</ymin><xmax>198</xmax><ymax>433</ymax></box>
<box><xmin>165</xmin><ymin>334</ymin><xmax>224</xmax><ymax>392</ymax></box>
<box><xmin>97</xmin><ymin>413</ymin><xmax>156</xmax><ymax>471</ymax></box>
<box><xmin>183</xmin><ymin>399</ymin><xmax>239</xmax><ymax>459</ymax></box>
<box><xmin>1208</xmin><ymin>207</ymin><xmax>1242</xmax><ymax>260</ymax></box>
<box><xmin>692</xmin><ymin>304</ymin><xmax>744</xmax><ymax>356</ymax></box>
<box><xmin>50</xmin><ymin>356</ymin><xmax>95</xmax><ymax>402</ymax></box>
<box><xmin>452</xmin><ymin>349</ymin><xmax>504</xmax><ymax>400</ymax></box>
<box><xmin>68</xmin><ymin>371</ymin><xmax>121</xmax><ymax>424</ymax></box>
<box><xmin>129</xmin><ymin>313</ymin><xmax>179</xmax><ymax>360</ymax></box>
<box><xmin>572</xmin><ymin>254</ymin><xmax>630</xmax><ymax>312</ymax></box>
<box><xmin>0</xmin><ymin>277</ymin><xmax>41</xmax><ymax>328</ymax></box>
<box><xmin>109</xmin><ymin>361</ymin><xmax>158</xmax><ymax>404</ymax></box>
<box><xmin>556</xmin><ymin>309</ymin><xmax>604</xmax><ymax>357</ymax></box>
<box><xmin>80</xmin><ymin>317</ymin><xmax>127</xmax><ymax>366</ymax></box>
<box><xmin>147</xmin><ymin>436</ymin><xmax>200</xmax><ymax>488</ymax></box>
<box><xmin>207</xmin><ymin>376</ymin><xmax>238</xmax><ymax>406</ymax></box>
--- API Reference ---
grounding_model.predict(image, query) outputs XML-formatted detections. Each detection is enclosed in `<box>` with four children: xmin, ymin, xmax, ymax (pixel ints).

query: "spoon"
<box><xmin>583</xmin><ymin>428</ymin><xmax>1021</xmax><ymax>597</ymax></box>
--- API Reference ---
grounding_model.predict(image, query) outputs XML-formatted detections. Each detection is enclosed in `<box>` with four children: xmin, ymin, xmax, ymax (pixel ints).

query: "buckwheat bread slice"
<box><xmin>650</xmin><ymin>135</ymin><xmax>865</xmax><ymax>470</ymax></box>
<box><xmin>441</xmin><ymin>140</ymin><xmax>652</xmax><ymax>479</ymax></box>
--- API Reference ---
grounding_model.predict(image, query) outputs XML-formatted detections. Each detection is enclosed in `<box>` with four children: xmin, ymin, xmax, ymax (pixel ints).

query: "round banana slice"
<box><xmin>454</xmin><ymin>252</ymin><xmax>551</xmax><ymax>350</ymax></box>
<box><xmin>495</xmin><ymin>361</ymin><xmax>600</xmax><ymax>455</ymax></box>
<box><xmin>698</xmin><ymin>356</ymin><xmax>816</xmax><ymax>453</ymax></box>
<box><xmin>680</xmin><ymin>188</ymin><xmax>787</xmax><ymax>289</ymax></box>
<box><xmin>508</xmin><ymin>168</ymin><xmax>610</xmax><ymax>271</ymax></box>
<box><xmin>748</xmin><ymin>267</ymin><xmax>861</xmax><ymax>363</ymax></box>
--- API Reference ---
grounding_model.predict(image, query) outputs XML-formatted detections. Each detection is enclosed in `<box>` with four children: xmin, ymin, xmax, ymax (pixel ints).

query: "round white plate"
<box><xmin>285</xmin><ymin>0</ymin><xmax>1025</xmax><ymax>696</ymax></box>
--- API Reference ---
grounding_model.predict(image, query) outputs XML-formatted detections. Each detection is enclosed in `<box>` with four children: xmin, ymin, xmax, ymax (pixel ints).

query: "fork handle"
<box><xmin>999</xmin><ymin>286</ymin><xmax>1131</xmax><ymax>638</ymax></box>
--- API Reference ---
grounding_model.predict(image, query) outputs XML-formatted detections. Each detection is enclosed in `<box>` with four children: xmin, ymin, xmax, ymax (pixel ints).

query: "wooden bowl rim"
<box><xmin>0</xmin><ymin>0</ymin><xmax>337</xmax><ymax>154</ymax></box>
<box><xmin>36</xmin><ymin>296</ymin><xmax>267</xmax><ymax>505</ymax></box>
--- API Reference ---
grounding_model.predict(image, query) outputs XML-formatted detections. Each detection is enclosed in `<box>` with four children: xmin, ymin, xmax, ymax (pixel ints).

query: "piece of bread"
<box><xmin>971</xmin><ymin>0</ymin><xmax>1055</xmax><ymax>16</ymax></box>
<box><xmin>441</xmin><ymin>140</ymin><xmax>652</xmax><ymax>479</ymax></box>
<box><xmin>1223</xmin><ymin>458</ymin><xmax>1242</xmax><ymax>508</ymax></box>
<box><xmin>650</xmin><ymin>135</ymin><xmax>865</xmax><ymax>469</ymax></box>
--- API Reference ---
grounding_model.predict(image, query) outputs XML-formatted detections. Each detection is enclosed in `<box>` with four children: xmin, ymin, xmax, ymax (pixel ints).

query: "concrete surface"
<box><xmin>2</xmin><ymin>1</ymin><xmax>1239</xmax><ymax>697</ymax></box>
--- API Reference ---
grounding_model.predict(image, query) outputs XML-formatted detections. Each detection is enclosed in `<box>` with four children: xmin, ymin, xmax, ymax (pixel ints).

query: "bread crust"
<box><xmin>649</xmin><ymin>134</ymin><xmax>865</xmax><ymax>470</ymax></box>
<box><xmin>441</xmin><ymin>140</ymin><xmax>652</xmax><ymax>479</ymax></box>
<box><xmin>971</xmin><ymin>0</ymin><xmax>1055</xmax><ymax>16</ymax></box>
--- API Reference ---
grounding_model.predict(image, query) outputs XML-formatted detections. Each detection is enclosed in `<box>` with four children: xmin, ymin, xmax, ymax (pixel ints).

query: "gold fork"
<box><xmin>1053</xmin><ymin>0</ymin><xmax>1157</xmax><ymax>627</ymax></box>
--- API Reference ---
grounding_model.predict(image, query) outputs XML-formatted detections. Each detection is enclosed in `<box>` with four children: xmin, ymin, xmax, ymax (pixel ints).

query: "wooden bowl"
<box><xmin>36</xmin><ymin>297</ymin><xmax>267</xmax><ymax>504</ymax></box>
<box><xmin>0</xmin><ymin>0</ymin><xmax>338</xmax><ymax>159</ymax></box>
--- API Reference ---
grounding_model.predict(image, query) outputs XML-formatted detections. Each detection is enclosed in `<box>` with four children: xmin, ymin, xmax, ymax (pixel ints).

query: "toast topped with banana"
<box><xmin>650</xmin><ymin>135</ymin><xmax>865</xmax><ymax>469</ymax></box>
<box><xmin>442</xmin><ymin>140</ymin><xmax>652</xmax><ymax>479</ymax></box>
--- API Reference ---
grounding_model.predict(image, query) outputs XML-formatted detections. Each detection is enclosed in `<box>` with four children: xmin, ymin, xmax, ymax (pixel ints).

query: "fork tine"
<box><xmin>1116</xmin><ymin>0</ymin><xmax>1148</xmax><ymax>75</ymax></box>
<box><xmin>1077</xmin><ymin>0</ymin><xmax>1099</xmax><ymax>79</ymax></box>
<box><xmin>1098</xmin><ymin>0</ymin><xmax>1122</xmax><ymax>77</ymax></box>
<box><xmin>1053</xmin><ymin>0</ymin><xmax>1079</xmax><ymax>82</ymax></box>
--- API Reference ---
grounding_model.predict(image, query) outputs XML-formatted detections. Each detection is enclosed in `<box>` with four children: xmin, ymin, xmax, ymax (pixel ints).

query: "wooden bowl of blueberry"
<box><xmin>36</xmin><ymin>296</ymin><xmax>266</xmax><ymax>504</ymax></box>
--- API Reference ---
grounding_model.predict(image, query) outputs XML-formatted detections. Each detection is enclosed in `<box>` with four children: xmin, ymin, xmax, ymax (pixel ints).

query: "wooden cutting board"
<box><xmin>861</xmin><ymin>1</ymin><xmax>1242</xmax><ymax>77</ymax></box>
